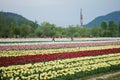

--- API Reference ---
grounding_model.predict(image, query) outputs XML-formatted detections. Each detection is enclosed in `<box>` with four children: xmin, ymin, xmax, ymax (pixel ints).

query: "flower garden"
<box><xmin>0</xmin><ymin>38</ymin><xmax>120</xmax><ymax>80</ymax></box>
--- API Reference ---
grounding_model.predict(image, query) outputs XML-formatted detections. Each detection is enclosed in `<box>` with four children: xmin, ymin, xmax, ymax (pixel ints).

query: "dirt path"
<box><xmin>75</xmin><ymin>70</ymin><xmax>120</xmax><ymax>80</ymax></box>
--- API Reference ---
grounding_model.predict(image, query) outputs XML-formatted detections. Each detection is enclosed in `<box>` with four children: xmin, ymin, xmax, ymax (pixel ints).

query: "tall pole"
<box><xmin>80</xmin><ymin>8</ymin><xmax>83</xmax><ymax>27</ymax></box>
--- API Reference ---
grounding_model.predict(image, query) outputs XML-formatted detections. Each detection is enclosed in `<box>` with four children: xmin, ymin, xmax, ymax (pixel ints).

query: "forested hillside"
<box><xmin>0</xmin><ymin>11</ymin><xmax>120</xmax><ymax>38</ymax></box>
<box><xmin>86</xmin><ymin>11</ymin><xmax>120</xmax><ymax>28</ymax></box>
<box><xmin>0</xmin><ymin>11</ymin><xmax>39</xmax><ymax>38</ymax></box>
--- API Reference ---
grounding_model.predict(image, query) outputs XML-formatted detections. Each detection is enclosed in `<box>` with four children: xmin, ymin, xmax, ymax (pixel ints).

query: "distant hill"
<box><xmin>3</xmin><ymin>12</ymin><xmax>28</xmax><ymax>20</ymax></box>
<box><xmin>85</xmin><ymin>11</ymin><xmax>120</xmax><ymax>28</ymax></box>
<box><xmin>0</xmin><ymin>11</ymin><xmax>39</xmax><ymax>27</ymax></box>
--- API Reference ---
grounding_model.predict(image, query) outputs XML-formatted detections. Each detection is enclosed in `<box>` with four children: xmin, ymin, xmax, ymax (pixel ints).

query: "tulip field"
<box><xmin>0</xmin><ymin>38</ymin><xmax>120</xmax><ymax>80</ymax></box>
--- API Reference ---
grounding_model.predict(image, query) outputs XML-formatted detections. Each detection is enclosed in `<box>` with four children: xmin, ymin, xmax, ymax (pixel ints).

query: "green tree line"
<box><xmin>0</xmin><ymin>12</ymin><xmax>120</xmax><ymax>38</ymax></box>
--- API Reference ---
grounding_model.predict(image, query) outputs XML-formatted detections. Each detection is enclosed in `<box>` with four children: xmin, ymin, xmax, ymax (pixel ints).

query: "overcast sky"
<box><xmin>0</xmin><ymin>0</ymin><xmax>120</xmax><ymax>27</ymax></box>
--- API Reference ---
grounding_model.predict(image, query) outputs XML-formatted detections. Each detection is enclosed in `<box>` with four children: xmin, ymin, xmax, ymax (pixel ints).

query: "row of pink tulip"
<box><xmin>0</xmin><ymin>41</ymin><xmax>120</xmax><ymax>51</ymax></box>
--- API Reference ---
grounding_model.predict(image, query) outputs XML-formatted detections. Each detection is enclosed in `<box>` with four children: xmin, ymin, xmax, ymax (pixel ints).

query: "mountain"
<box><xmin>0</xmin><ymin>11</ymin><xmax>39</xmax><ymax>27</ymax></box>
<box><xmin>85</xmin><ymin>11</ymin><xmax>120</xmax><ymax>28</ymax></box>
<box><xmin>3</xmin><ymin>12</ymin><xmax>28</xmax><ymax>21</ymax></box>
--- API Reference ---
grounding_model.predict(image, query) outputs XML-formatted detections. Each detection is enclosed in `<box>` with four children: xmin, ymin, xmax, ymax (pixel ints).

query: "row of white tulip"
<box><xmin>0</xmin><ymin>38</ymin><xmax>120</xmax><ymax>42</ymax></box>
<box><xmin>0</xmin><ymin>38</ymin><xmax>120</xmax><ymax>46</ymax></box>
<box><xmin>0</xmin><ymin>41</ymin><xmax>120</xmax><ymax>46</ymax></box>
<box><xmin>0</xmin><ymin>53</ymin><xmax>120</xmax><ymax>80</ymax></box>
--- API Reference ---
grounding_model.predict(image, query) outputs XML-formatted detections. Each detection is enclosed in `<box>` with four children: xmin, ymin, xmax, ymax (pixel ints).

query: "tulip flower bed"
<box><xmin>0</xmin><ymin>45</ymin><xmax>120</xmax><ymax>57</ymax></box>
<box><xmin>0</xmin><ymin>53</ymin><xmax>120</xmax><ymax>80</ymax></box>
<box><xmin>1</xmin><ymin>39</ymin><xmax>120</xmax><ymax>79</ymax></box>
<box><xmin>0</xmin><ymin>41</ymin><xmax>120</xmax><ymax>51</ymax></box>
<box><xmin>0</xmin><ymin>48</ymin><xmax>120</xmax><ymax>67</ymax></box>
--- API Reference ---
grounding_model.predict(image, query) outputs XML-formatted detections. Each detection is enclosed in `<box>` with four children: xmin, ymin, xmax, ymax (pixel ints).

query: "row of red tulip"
<box><xmin>0</xmin><ymin>41</ymin><xmax>120</xmax><ymax>51</ymax></box>
<box><xmin>0</xmin><ymin>48</ymin><xmax>120</xmax><ymax>67</ymax></box>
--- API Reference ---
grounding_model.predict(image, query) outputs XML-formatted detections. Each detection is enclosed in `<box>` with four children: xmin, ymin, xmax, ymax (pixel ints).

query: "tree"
<box><xmin>118</xmin><ymin>21</ymin><xmax>120</xmax><ymax>37</ymax></box>
<box><xmin>35</xmin><ymin>28</ymin><xmax>42</xmax><ymax>37</ymax></box>
<box><xmin>91</xmin><ymin>25</ymin><xmax>101</xmax><ymax>37</ymax></box>
<box><xmin>101</xmin><ymin>21</ymin><xmax>108</xmax><ymax>37</ymax></box>
<box><xmin>54</xmin><ymin>27</ymin><xmax>65</xmax><ymax>37</ymax></box>
<box><xmin>0</xmin><ymin>11</ymin><xmax>5</xmax><ymax>37</ymax></box>
<box><xmin>13</xmin><ymin>27</ymin><xmax>20</xmax><ymax>38</ymax></box>
<box><xmin>101</xmin><ymin>21</ymin><xmax>107</xmax><ymax>30</ymax></box>
<box><xmin>31</xmin><ymin>20</ymin><xmax>38</xmax><ymax>29</ymax></box>
<box><xmin>18</xmin><ymin>18</ymin><xmax>24</xmax><ymax>26</ymax></box>
<box><xmin>66</xmin><ymin>25</ymin><xmax>76</xmax><ymax>37</ymax></box>
<box><xmin>108</xmin><ymin>21</ymin><xmax>117</xmax><ymax>37</ymax></box>
<box><xmin>73</xmin><ymin>25</ymin><xmax>81</xmax><ymax>37</ymax></box>
<box><xmin>79</xmin><ymin>27</ymin><xmax>90</xmax><ymax>37</ymax></box>
<box><xmin>19</xmin><ymin>25</ymin><xmax>32</xmax><ymax>37</ymax></box>
<box><xmin>40</xmin><ymin>22</ymin><xmax>56</xmax><ymax>37</ymax></box>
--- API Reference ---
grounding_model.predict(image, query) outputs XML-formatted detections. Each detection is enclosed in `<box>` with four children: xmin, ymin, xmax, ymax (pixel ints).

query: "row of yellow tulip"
<box><xmin>0</xmin><ymin>45</ymin><xmax>120</xmax><ymax>57</ymax></box>
<box><xmin>1</xmin><ymin>53</ymin><xmax>120</xmax><ymax>80</ymax></box>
